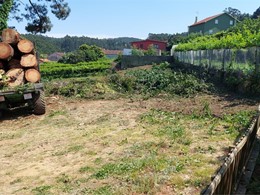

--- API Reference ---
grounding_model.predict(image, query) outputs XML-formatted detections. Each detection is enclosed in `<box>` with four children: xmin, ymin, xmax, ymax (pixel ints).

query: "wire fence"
<box><xmin>174</xmin><ymin>47</ymin><xmax>260</xmax><ymax>194</ymax></box>
<box><xmin>174</xmin><ymin>47</ymin><xmax>260</xmax><ymax>73</ymax></box>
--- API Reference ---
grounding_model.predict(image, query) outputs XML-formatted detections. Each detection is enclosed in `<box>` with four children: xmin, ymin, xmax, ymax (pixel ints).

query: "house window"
<box><xmin>215</xmin><ymin>19</ymin><xmax>218</xmax><ymax>24</ymax></box>
<box><xmin>209</xmin><ymin>29</ymin><xmax>213</xmax><ymax>34</ymax></box>
<box><xmin>140</xmin><ymin>44</ymin><xmax>143</xmax><ymax>49</ymax></box>
<box><xmin>153</xmin><ymin>44</ymin><xmax>159</xmax><ymax>49</ymax></box>
<box><xmin>230</xmin><ymin>20</ymin><xmax>234</xmax><ymax>25</ymax></box>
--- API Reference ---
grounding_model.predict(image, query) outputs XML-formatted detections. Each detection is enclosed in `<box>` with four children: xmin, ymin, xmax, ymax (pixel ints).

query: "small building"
<box><xmin>102</xmin><ymin>49</ymin><xmax>121</xmax><ymax>59</ymax></box>
<box><xmin>131</xmin><ymin>39</ymin><xmax>167</xmax><ymax>51</ymax></box>
<box><xmin>122</xmin><ymin>48</ymin><xmax>132</xmax><ymax>56</ymax></box>
<box><xmin>47</xmin><ymin>52</ymin><xmax>65</xmax><ymax>61</ymax></box>
<box><xmin>188</xmin><ymin>13</ymin><xmax>239</xmax><ymax>35</ymax></box>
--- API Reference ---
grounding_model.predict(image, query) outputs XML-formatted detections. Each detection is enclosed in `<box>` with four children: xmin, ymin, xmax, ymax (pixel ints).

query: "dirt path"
<box><xmin>0</xmin><ymin>94</ymin><xmax>258</xmax><ymax>194</ymax></box>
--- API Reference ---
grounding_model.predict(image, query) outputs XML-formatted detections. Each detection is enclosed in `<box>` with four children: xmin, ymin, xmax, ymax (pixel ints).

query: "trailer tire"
<box><xmin>33</xmin><ymin>90</ymin><xmax>46</xmax><ymax>115</ymax></box>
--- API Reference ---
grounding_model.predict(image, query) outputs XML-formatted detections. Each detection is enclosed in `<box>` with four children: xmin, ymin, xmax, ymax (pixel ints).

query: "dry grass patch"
<box><xmin>0</xmin><ymin>94</ymin><xmax>257</xmax><ymax>194</ymax></box>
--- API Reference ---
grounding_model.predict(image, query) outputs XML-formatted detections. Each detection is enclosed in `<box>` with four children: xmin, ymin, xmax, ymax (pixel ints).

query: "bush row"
<box><xmin>40</xmin><ymin>59</ymin><xmax>112</xmax><ymax>79</ymax></box>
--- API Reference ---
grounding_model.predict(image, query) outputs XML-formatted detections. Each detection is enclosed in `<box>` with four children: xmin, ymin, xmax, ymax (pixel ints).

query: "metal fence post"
<box><xmin>222</xmin><ymin>49</ymin><xmax>226</xmax><ymax>72</ymax></box>
<box><xmin>256</xmin><ymin>47</ymin><xmax>260</xmax><ymax>73</ymax></box>
<box><xmin>199</xmin><ymin>50</ymin><xmax>202</xmax><ymax>66</ymax></box>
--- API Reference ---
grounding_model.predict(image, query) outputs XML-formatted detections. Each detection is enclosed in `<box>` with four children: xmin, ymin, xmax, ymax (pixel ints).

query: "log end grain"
<box><xmin>25</xmin><ymin>69</ymin><xmax>41</xmax><ymax>83</ymax></box>
<box><xmin>20</xmin><ymin>54</ymin><xmax>38</xmax><ymax>67</ymax></box>
<box><xmin>5</xmin><ymin>68</ymin><xmax>25</xmax><ymax>87</ymax></box>
<box><xmin>0</xmin><ymin>42</ymin><xmax>14</xmax><ymax>60</ymax></box>
<box><xmin>17</xmin><ymin>39</ymin><xmax>34</xmax><ymax>53</ymax></box>
<box><xmin>1</xmin><ymin>28</ymin><xmax>20</xmax><ymax>44</ymax></box>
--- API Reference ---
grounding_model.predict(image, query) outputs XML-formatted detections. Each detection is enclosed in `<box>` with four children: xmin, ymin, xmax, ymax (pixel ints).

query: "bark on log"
<box><xmin>20</xmin><ymin>54</ymin><xmax>37</xmax><ymax>67</ymax></box>
<box><xmin>0</xmin><ymin>42</ymin><xmax>14</xmax><ymax>60</ymax></box>
<box><xmin>17</xmin><ymin>39</ymin><xmax>34</xmax><ymax>53</ymax></box>
<box><xmin>8</xmin><ymin>59</ymin><xmax>22</xmax><ymax>69</ymax></box>
<box><xmin>1</xmin><ymin>28</ymin><xmax>20</xmax><ymax>44</ymax></box>
<box><xmin>5</xmin><ymin>68</ymin><xmax>25</xmax><ymax>87</ymax></box>
<box><xmin>25</xmin><ymin>69</ymin><xmax>41</xmax><ymax>83</ymax></box>
<box><xmin>0</xmin><ymin>60</ymin><xmax>5</xmax><ymax>69</ymax></box>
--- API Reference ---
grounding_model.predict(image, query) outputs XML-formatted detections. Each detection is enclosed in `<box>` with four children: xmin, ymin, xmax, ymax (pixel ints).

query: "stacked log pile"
<box><xmin>0</xmin><ymin>28</ymin><xmax>41</xmax><ymax>87</ymax></box>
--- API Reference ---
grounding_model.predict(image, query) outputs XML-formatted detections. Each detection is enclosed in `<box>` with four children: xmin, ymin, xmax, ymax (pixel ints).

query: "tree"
<box><xmin>144</xmin><ymin>45</ymin><xmax>157</xmax><ymax>56</ymax></box>
<box><xmin>252</xmin><ymin>7</ymin><xmax>260</xmax><ymax>19</ymax></box>
<box><xmin>148</xmin><ymin>33</ymin><xmax>171</xmax><ymax>42</ymax></box>
<box><xmin>0</xmin><ymin>0</ymin><xmax>70</xmax><ymax>34</ymax></box>
<box><xmin>168</xmin><ymin>32</ymin><xmax>189</xmax><ymax>45</ymax></box>
<box><xmin>0</xmin><ymin>0</ymin><xmax>12</xmax><ymax>32</ymax></box>
<box><xmin>224</xmin><ymin>7</ymin><xmax>251</xmax><ymax>21</ymax></box>
<box><xmin>131</xmin><ymin>47</ymin><xmax>144</xmax><ymax>56</ymax></box>
<box><xmin>79</xmin><ymin>44</ymin><xmax>104</xmax><ymax>61</ymax></box>
<box><xmin>59</xmin><ymin>44</ymin><xmax>105</xmax><ymax>64</ymax></box>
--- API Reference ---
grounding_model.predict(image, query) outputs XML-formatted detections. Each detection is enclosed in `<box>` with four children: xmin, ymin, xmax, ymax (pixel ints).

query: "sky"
<box><xmin>8</xmin><ymin>0</ymin><xmax>260</xmax><ymax>39</ymax></box>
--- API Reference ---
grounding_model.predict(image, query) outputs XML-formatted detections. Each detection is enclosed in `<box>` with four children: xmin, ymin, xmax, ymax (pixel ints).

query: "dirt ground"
<box><xmin>0</xmin><ymin>93</ymin><xmax>258</xmax><ymax>194</ymax></box>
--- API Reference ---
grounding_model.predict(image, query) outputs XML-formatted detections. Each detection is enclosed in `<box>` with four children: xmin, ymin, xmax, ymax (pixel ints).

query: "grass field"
<box><xmin>0</xmin><ymin>62</ymin><xmax>258</xmax><ymax>194</ymax></box>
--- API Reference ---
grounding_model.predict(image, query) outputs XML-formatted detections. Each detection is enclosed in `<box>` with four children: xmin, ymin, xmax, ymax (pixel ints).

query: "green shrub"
<box><xmin>58</xmin><ymin>44</ymin><xmax>105</xmax><ymax>64</ymax></box>
<box><xmin>40</xmin><ymin>59</ymin><xmax>112</xmax><ymax>80</ymax></box>
<box><xmin>108</xmin><ymin>62</ymin><xmax>209</xmax><ymax>97</ymax></box>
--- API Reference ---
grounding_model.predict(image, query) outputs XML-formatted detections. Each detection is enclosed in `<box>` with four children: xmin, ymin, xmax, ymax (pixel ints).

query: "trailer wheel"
<box><xmin>33</xmin><ymin>90</ymin><xmax>46</xmax><ymax>115</ymax></box>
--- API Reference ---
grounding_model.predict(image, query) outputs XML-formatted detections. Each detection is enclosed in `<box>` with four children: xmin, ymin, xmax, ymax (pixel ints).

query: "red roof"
<box><xmin>131</xmin><ymin>39</ymin><xmax>167</xmax><ymax>44</ymax></box>
<box><xmin>189</xmin><ymin>13</ymin><xmax>223</xmax><ymax>27</ymax></box>
<box><xmin>102</xmin><ymin>49</ymin><xmax>121</xmax><ymax>55</ymax></box>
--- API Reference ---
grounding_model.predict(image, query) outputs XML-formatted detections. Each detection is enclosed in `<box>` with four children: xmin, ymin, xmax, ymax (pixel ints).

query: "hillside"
<box><xmin>21</xmin><ymin>34</ymin><xmax>141</xmax><ymax>55</ymax></box>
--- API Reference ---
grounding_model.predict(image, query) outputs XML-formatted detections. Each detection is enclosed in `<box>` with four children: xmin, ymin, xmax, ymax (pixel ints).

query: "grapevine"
<box><xmin>175</xmin><ymin>18</ymin><xmax>260</xmax><ymax>51</ymax></box>
<box><xmin>40</xmin><ymin>59</ymin><xmax>112</xmax><ymax>80</ymax></box>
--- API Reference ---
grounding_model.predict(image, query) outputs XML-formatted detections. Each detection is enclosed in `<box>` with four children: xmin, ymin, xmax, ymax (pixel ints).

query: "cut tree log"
<box><xmin>17</xmin><ymin>39</ymin><xmax>34</xmax><ymax>53</ymax></box>
<box><xmin>8</xmin><ymin>59</ymin><xmax>22</xmax><ymax>69</ymax></box>
<box><xmin>0</xmin><ymin>69</ymin><xmax>5</xmax><ymax>80</ymax></box>
<box><xmin>25</xmin><ymin>69</ymin><xmax>41</xmax><ymax>83</ymax></box>
<box><xmin>0</xmin><ymin>69</ymin><xmax>5</xmax><ymax>75</ymax></box>
<box><xmin>20</xmin><ymin>54</ymin><xmax>37</xmax><ymax>67</ymax></box>
<box><xmin>0</xmin><ymin>28</ymin><xmax>42</xmax><ymax>88</ymax></box>
<box><xmin>1</xmin><ymin>28</ymin><xmax>20</xmax><ymax>44</ymax></box>
<box><xmin>5</xmin><ymin>68</ymin><xmax>25</xmax><ymax>87</ymax></box>
<box><xmin>0</xmin><ymin>42</ymin><xmax>14</xmax><ymax>60</ymax></box>
<box><xmin>0</xmin><ymin>60</ymin><xmax>5</xmax><ymax>69</ymax></box>
<box><xmin>0</xmin><ymin>69</ymin><xmax>5</xmax><ymax>81</ymax></box>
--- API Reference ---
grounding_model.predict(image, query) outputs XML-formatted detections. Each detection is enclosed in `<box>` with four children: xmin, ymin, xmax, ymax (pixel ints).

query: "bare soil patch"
<box><xmin>0</xmin><ymin>93</ymin><xmax>257</xmax><ymax>194</ymax></box>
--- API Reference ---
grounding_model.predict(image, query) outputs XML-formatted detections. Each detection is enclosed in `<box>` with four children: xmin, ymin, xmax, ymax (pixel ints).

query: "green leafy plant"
<box><xmin>41</xmin><ymin>59</ymin><xmax>112</xmax><ymax>80</ymax></box>
<box><xmin>175</xmin><ymin>18</ymin><xmax>260</xmax><ymax>51</ymax></box>
<box><xmin>58</xmin><ymin>44</ymin><xmax>105</xmax><ymax>64</ymax></box>
<box><xmin>31</xmin><ymin>185</ymin><xmax>52</xmax><ymax>195</ymax></box>
<box><xmin>108</xmin><ymin>62</ymin><xmax>209</xmax><ymax>97</ymax></box>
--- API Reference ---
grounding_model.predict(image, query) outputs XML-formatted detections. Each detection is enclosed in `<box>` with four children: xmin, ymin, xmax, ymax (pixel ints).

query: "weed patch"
<box><xmin>108</xmin><ymin>63</ymin><xmax>210</xmax><ymax>97</ymax></box>
<box><xmin>31</xmin><ymin>185</ymin><xmax>52</xmax><ymax>195</ymax></box>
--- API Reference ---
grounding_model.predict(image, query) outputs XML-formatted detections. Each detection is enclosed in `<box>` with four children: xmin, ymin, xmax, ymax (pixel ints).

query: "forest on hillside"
<box><xmin>20</xmin><ymin>6</ymin><xmax>259</xmax><ymax>56</ymax></box>
<box><xmin>21</xmin><ymin>32</ymin><xmax>187</xmax><ymax>56</ymax></box>
<box><xmin>21</xmin><ymin>34</ymin><xmax>141</xmax><ymax>55</ymax></box>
